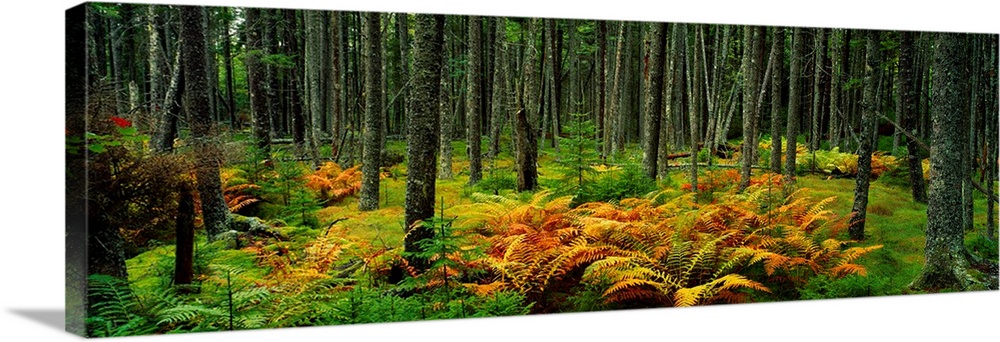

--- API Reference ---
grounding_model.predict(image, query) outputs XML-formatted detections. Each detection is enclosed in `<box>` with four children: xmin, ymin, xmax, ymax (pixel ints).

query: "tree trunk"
<box><xmin>910</xmin><ymin>32</ymin><xmax>975</xmax><ymax>291</ymax></box>
<box><xmin>331</xmin><ymin>12</ymin><xmax>343</xmax><ymax>158</ymax></box>
<box><xmin>784</xmin><ymin>27</ymin><xmax>805</xmax><ymax>187</ymax></box>
<box><xmin>467</xmin><ymin>16</ymin><xmax>484</xmax><ymax>185</ymax></box>
<box><xmin>359</xmin><ymin>12</ymin><xmax>383</xmax><ymax>211</ymax></box>
<box><xmin>596</xmin><ymin>21</ymin><xmax>607</xmax><ymax>160</ymax></box>
<box><xmin>285</xmin><ymin>10</ymin><xmax>306</xmax><ymax>152</ymax></box>
<box><xmin>515</xmin><ymin>108</ymin><xmax>538</xmax><ymax>192</ymax></box>
<box><xmin>739</xmin><ymin>26</ymin><xmax>764</xmax><ymax>192</ymax></box>
<box><xmin>246</xmin><ymin>8</ymin><xmax>272</xmax><ymax>154</ymax></box>
<box><xmin>688</xmin><ymin>24</ymin><xmax>703</xmax><ymax>193</ymax></box>
<box><xmin>811</xmin><ymin>28</ymin><xmax>826</xmax><ymax>151</ymax></box>
<box><xmin>545</xmin><ymin>19</ymin><xmax>562</xmax><ymax>152</ymax></box>
<box><xmin>848</xmin><ymin>30</ymin><xmax>881</xmax><ymax>241</ymax></box>
<box><xmin>153</xmin><ymin>50</ymin><xmax>182</xmax><ymax>154</ymax></box>
<box><xmin>438</xmin><ymin>24</ymin><xmax>454</xmax><ymax>180</ymax></box>
<box><xmin>173</xmin><ymin>184</ymin><xmax>195</xmax><ymax>286</ymax></box>
<box><xmin>606</xmin><ymin>21</ymin><xmax>626</xmax><ymax>158</ymax></box>
<box><xmin>264</xmin><ymin>9</ymin><xmax>282</xmax><ymax>139</ymax></box>
<box><xmin>305</xmin><ymin>11</ymin><xmax>326</xmax><ymax>167</ymax></box>
<box><xmin>770</xmin><ymin>27</ymin><xmax>785</xmax><ymax>174</ymax></box>
<box><xmin>829</xmin><ymin>29</ymin><xmax>844</xmax><ymax>151</ymax></box>
<box><xmin>899</xmin><ymin>31</ymin><xmax>927</xmax><ymax>203</ymax></box>
<box><xmin>180</xmin><ymin>6</ymin><xmax>230</xmax><ymax>240</ymax></box>
<box><xmin>404</xmin><ymin>14</ymin><xmax>445</xmax><ymax>271</ymax></box>
<box><xmin>147</xmin><ymin>5</ymin><xmax>164</xmax><ymax>131</ymax></box>
<box><xmin>489</xmin><ymin>17</ymin><xmax>508</xmax><ymax>161</ymax></box>
<box><xmin>642</xmin><ymin>22</ymin><xmax>667</xmax><ymax>180</ymax></box>
<box><xmin>517</xmin><ymin>18</ymin><xmax>542</xmax><ymax>192</ymax></box>
<box><xmin>397</xmin><ymin>13</ymin><xmax>410</xmax><ymax>137</ymax></box>
<box><xmin>223</xmin><ymin>8</ymin><xmax>236</xmax><ymax>129</ymax></box>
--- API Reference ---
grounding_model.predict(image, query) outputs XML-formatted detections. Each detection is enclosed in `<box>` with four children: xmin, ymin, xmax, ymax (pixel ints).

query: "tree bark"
<box><xmin>739</xmin><ymin>26</ymin><xmax>764</xmax><ymax>192</ymax></box>
<box><xmin>174</xmin><ymin>184</ymin><xmax>195</xmax><ymax>286</ymax></box>
<box><xmin>285</xmin><ymin>10</ymin><xmax>306</xmax><ymax>152</ymax></box>
<box><xmin>359</xmin><ymin>12</ymin><xmax>384</xmax><ymax>211</ymax></box>
<box><xmin>305</xmin><ymin>11</ymin><xmax>326</xmax><ymax>167</ymax></box>
<box><xmin>404</xmin><ymin>14</ymin><xmax>445</xmax><ymax>271</ymax></box>
<box><xmin>515</xmin><ymin>109</ymin><xmax>538</xmax><ymax>192</ymax></box>
<box><xmin>770</xmin><ymin>27</ymin><xmax>785</xmax><ymax>174</ymax></box>
<box><xmin>153</xmin><ymin>49</ymin><xmax>182</xmax><ymax>154</ymax></box>
<box><xmin>829</xmin><ymin>29</ymin><xmax>844</xmax><ymax>151</ymax></box>
<box><xmin>848</xmin><ymin>30</ymin><xmax>881</xmax><ymax>241</ymax></box>
<box><xmin>181</xmin><ymin>6</ymin><xmax>230</xmax><ymax>240</ymax></box>
<box><xmin>810</xmin><ymin>28</ymin><xmax>826</xmax><ymax>151</ymax></box>
<box><xmin>147</xmin><ymin>5</ymin><xmax>164</xmax><ymax>131</ymax></box>
<box><xmin>438</xmin><ymin>23</ymin><xmax>454</xmax><ymax>180</ymax></box>
<box><xmin>911</xmin><ymin>32</ymin><xmax>975</xmax><ymax>291</ymax></box>
<box><xmin>263</xmin><ymin>9</ymin><xmax>282</xmax><ymax>139</ymax></box>
<box><xmin>784</xmin><ymin>27</ymin><xmax>805</xmax><ymax>187</ymax></box>
<box><xmin>642</xmin><ymin>22</ymin><xmax>667</xmax><ymax>180</ymax></box>
<box><xmin>595</xmin><ymin>21</ymin><xmax>607</xmax><ymax>161</ymax></box>
<box><xmin>467</xmin><ymin>16</ymin><xmax>484</xmax><ymax>185</ymax></box>
<box><xmin>517</xmin><ymin>18</ymin><xmax>542</xmax><ymax>192</ymax></box>
<box><xmin>606</xmin><ymin>21</ymin><xmax>627</xmax><ymax>158</ymax></box>
<box><xmin>899</xmin><ymin>31</ymin><xmax>927</xmax><ymax>203</ymax></box>
<box><xmin>688</xmin><ymin>24</ymin><xmax>703</xmax><ymax>193</ymax></box>
<box><xmin>331</xmin><ymin>12</ymin><xmax>343</xmax><ymax>158</ymax></box>
<box><xmin>245</xmin><ymin>8</ymin><xmax>272</xmax><ymax>154</ymax></box>
<box><xmin>223</xmin><ymin>8</ymin><xmax>236</xmax><ymax>129</ymax></box>
<box><xmin>397</xmin><ymin>13</ymin><xmax>411</xmax><ymax>137</ymax></box>
<box><xmin>489</xmin><ymin>17</ymin><xmax>508</xmax><ymax>160</ymax></box>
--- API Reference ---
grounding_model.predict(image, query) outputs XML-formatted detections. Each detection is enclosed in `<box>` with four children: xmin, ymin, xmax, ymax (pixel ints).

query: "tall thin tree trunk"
<box><xmin>596</xmin><ymin>21</ymin><xmax>607</xmax><ymax>161</ymax></box>
<box><xmin>848</xmin><ymin>30</ymin><xmax>881</xmax><ymax>241</ymax></box>
<box><xmin>305</xmin><ymin>11</ymin><xmax>325</xmax><ymax>166</ymax></box>
<box><xmin>517</xmin><ymin>18</ymin><xmax>541</xmax><ymax>192</ymax></box>
<box><xmin>438</xmin><ymin>23</ymin><xmax>454</xmax><ymax>180</ymax></box>
<box><xmin>606</xmin><ymin>21</ymin><xmax>626</xmax><ymax>158</ymax></box>
<box><xmin>359</xmin><ymin>12</ymin><xmax>384</xmax><ymax>211</ymax></box>
<box><xmin>467</xmin><ymin>16</ymin><xmax>484</xmax><ymax>185</ymax></box>
<box><xmin>180</xmin><ymin>5</ymin><xmax>230</xmax><ymax>240</ymax></box>
<box><xmin>811</xmin><ymin>28</ymin><xmax>826</xmax><ymax>151</ymax></box>
<box><xmin>330</xmin><ymin>12</ymin><xmax>343</xmax><ymax>158</ymax></box>
<box><xmin>489</xmin><ymin>17</ymin><xmax>508</xmax><ymax>161</ymax></box>
<box><xmin>770</xmin><ymin>27</ymin><xmax>785</xmax><ymax>174</ymax></box>
<box><xmin>829</xmin><ymin>29</ymin><xmax>844</xmax><ymax>151</ymax></box>
<box><xmin>223</xmin><ymin>8</ymin><xmax>236</xmax><ymax>129</ymax></box>
<box><xmin>642</xmin><ymin>22</ymin><xmax>667</xmax><ymax>180</ymax></box>
<box><xmin>546</xmin><ymin>19</ymin><xmax>562</xmax><ymax>152</ymax></box>
<box><xmin>784</xmin><ymin>28</ymin><xmax>805</xmax><ymax>188</ymax></box>
<box><xmin>246</xmin><ymin>8</ymin><xmax>272</xmax><ymax>154</ymax></box>
<box><xmin>691</xmin><ymin>24</ymin><xmax>708</xmax><ymax>192</ymax></box>
<box><xmin>397</xmin><ymin>13</ymin><xmax>410</xmax><ymax>137</ymax></box>
<box><xmin>899</xmin><ymin>31</ymin><xmax>927</xmax><ymax>203</ymax></box>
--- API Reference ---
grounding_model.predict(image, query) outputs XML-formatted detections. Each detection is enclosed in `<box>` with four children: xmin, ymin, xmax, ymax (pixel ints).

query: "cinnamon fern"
<box><xmin>456</xmin><ymin>180</ymin><xmax>883</xmax><ymax>310</ymax></box>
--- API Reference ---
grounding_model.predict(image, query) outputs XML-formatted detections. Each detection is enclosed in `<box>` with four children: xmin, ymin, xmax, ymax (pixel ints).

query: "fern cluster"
<box><xmin>454</xmin><ymin>182</ymin><xmax>883</xmax><ymax>311</ymax></box>
<box><xmin>304</xmin><ymin>162</ymin><xmax>364</xmax><ymax>205</ymax></box>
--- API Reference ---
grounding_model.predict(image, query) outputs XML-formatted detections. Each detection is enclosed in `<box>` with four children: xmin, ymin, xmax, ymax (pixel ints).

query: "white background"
<box><xmin>1</xmin><ymin>0</ymin><xmax>997</xmax><ymax>341</ymax></box>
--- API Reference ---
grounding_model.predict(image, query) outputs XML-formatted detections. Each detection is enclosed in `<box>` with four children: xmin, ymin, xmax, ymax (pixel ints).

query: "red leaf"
<box><xmin>110</xmin><ymin>116</ymin><xmax>132</xmax><ymax>128</ymax></box>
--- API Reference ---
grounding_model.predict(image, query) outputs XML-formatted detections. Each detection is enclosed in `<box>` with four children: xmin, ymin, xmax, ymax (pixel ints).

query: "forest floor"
<box><xmin>117</xmin><ymin>137</ymin><xmax>998</xmax><ymax>334</ymax></box>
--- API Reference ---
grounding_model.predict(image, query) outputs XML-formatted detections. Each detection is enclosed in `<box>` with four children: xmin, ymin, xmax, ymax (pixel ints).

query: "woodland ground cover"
<box><xmin>87</xmin><ymin>136</ymin><xmax>998</xmax><ymax>337</ymax></box>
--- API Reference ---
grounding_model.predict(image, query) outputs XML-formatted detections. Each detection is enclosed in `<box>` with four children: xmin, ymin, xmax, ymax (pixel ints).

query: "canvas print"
<box><xmin>65</xmin><ymin>1</ymin><xmax>999</xmax><ymax>338</ymax></box>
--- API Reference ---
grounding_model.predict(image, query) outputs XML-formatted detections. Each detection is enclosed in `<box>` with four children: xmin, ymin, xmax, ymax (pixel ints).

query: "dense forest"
<box><xmin>65</xmin><ymin>3</ymin><xmax>999</xmax><ymax>337</ymax></box>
